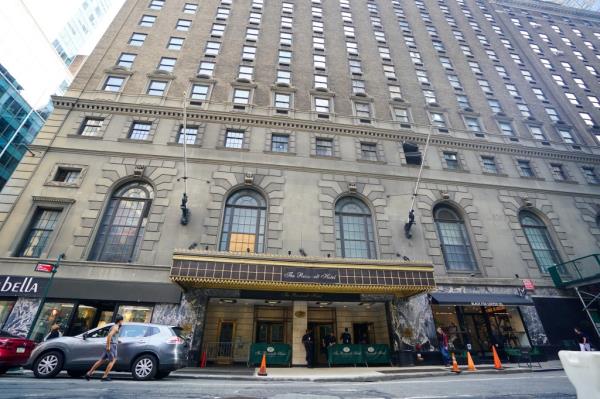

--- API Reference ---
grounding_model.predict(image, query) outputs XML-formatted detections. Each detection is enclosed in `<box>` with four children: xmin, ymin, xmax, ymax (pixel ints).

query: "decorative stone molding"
<box><xmin>199</xmin><ymin>165</ymin><xmax>285</xmax><ymax>252</ymax></box>
<box><xmin>317</xmin><ymin>174</ymin><xmax>394</xmax><ymax>258</ymax></box>
<box><xmin>74</xmin><ymin>157</ymin><xmax>177</xmax><ymax>263</ymax></box>
<box><xmin>415</xmin><ymin>184</ymin><xmax>493</xmax><ymax>274</ymax></box>
<box><xmin>574</xmin><ymin>197</ymin><xmax>600</xmax><ymax>247</ymax></box>
<box><xmin>497</xmin><ymin>190</ymin><xmax>576</xmax><ymax>274</ymax></box>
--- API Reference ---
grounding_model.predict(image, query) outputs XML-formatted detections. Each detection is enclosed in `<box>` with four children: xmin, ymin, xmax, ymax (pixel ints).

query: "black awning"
<box><xmin>48</xmin><ymin>278</ymin><xmax>182</xmax><ymax>304</ymax></box>
<box><xmin>430</xmin><ymin>292</ymin><xmax>533</xmax><ymax>306</ymax></box>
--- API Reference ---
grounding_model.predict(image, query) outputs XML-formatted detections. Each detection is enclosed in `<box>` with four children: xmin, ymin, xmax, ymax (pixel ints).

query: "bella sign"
<box><xmin>0</xmin><ymin>275</ymin><xmax>48</xmax><ymax>297</ymax></box>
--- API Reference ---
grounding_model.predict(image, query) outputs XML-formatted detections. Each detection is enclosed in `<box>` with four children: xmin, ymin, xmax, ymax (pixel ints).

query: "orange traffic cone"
<box><xmin>492</xmin><ymin>346</ymin><xmax>503</xmax><ymax>370</ymax></box>
<box><xmin>466</xmin><ymin>351</ymin><xmax>477</xmax><ymax>372</ymax></box>
<box><xmin>258</xmin><ymin>352</ymin><xmax>268</xmax><ymax>376</ymax></box>
<box><xmin>450</xmin><ymin>353</ymin><xmax>461</xmax><ymax>374</ymax></box>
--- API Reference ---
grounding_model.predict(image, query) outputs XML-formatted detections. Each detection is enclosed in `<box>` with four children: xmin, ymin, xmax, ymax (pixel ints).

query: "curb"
<box><xmin>169</xmin><ymin>367</ymin><xmax>564</xmax><ymax>382</ymax></box>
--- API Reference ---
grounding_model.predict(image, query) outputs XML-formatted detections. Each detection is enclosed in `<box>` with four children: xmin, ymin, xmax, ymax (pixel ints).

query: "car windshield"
<box><xmin>0</xmin><ymin>330</ymin><xmax>19</xmax><ymax>338</ymax></box>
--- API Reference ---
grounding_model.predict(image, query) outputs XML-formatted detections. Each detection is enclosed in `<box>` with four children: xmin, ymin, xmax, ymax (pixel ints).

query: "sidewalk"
<box><xmin>170</xmin><ymin>360</ymin><xmax>564</xmax><ymax>382</ymax></box>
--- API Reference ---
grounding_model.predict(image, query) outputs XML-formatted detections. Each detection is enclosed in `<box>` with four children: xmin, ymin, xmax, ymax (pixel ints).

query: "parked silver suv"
<box><xmin>26</xmin><ymin>323</ymin><xmax>188</xmax><ymax>380</ymax></box>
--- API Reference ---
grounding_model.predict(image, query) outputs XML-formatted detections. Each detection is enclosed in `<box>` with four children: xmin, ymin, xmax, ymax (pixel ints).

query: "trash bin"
<box><xmin>558</xmin><ymin>350</ymin><xmax>600</xmax><ymax>399</ymax></box>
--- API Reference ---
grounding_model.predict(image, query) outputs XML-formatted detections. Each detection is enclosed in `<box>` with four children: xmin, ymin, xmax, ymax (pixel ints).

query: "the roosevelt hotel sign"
<box><xmin>0</xmin><ymin>276</ymin><xmax>48</xmax><ymax>297</ymax></box>
<box><xmin>282</xmin><ymin>267</ymin><xmax>340</xmax><ymax>284</ymax></box>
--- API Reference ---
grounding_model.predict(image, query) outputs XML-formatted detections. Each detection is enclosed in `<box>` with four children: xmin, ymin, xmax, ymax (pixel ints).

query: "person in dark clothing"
<box><xmin>325</xmin><ymin>331</ymin><xmax>337</xmax><ymax>360</ymax></box>
<box><xmin>340</xmin><ymin>328</ymin><xmax>352</xmax><ymax>344</ymax></box>
<box><xmin>437</xmin><ymin>327</ymin><xmax>451</xmax><ymax>366</ymax></box>
<box><xmin>44</xmin><ymin>324</ymin><xmax>61</xmax><ymax>341</ymax></box>
<box><xmin>574</xmin><ymin>327</ymin><xmax>591</xmax><ymax>351</ymax></box>
<box><xmin>302</xmin><ymin>329</ymin><xmax>315</xmax><ymax>368</ymax></box>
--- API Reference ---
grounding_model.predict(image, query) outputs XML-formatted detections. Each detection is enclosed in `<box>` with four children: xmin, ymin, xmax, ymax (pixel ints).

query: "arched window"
<box><xmin>519</xmin><ymin>211</ymin><xmax>561</xmax><ymax>273</ymax></box>
<box><xmin>89</xmin><ymin>181</ymin><xmax>154</xmax><ymax>263</ymax></box>
<box><xmin>335</xmin><ymin>197</ymin><xmax>376</xmax><ymax>259</ymax></box>
<box><xmin>434</xmin><ymin>205</ymin><xmax>477</xmax><ymax>271</ymax></box>
<box><xmin>219</xmin><ymin>189</ymin><xmax>266</xmax><ymax>253</ymax></box>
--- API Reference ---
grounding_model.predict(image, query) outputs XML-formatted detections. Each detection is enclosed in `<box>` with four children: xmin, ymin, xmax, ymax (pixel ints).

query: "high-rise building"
<box><xmin>0</xmin><ymin>64</ymin><xmax>44</xmax><ymax>191</ymax></box>
<box><xmin>0</xmin><ymin>0</ymin><xmax>599</xmax><ymax>369</ymax></box>
<box><xmin>545</xmin><ymin>0</ymin><xmax>600</xmax><ymax>13</ymax></box>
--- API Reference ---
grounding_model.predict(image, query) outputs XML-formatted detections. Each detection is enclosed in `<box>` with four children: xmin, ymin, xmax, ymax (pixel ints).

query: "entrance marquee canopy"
<box><xmin>170</xmin><ymin>250</ymin><xmax>435</xmax><ymax>296</ymax></box>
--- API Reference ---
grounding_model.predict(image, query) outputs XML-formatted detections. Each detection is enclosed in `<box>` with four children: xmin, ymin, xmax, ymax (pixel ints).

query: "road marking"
<box><xmin>374</xmin><ymin>374</ymin><xmax>569</xmax><ymax>385</ymax></box>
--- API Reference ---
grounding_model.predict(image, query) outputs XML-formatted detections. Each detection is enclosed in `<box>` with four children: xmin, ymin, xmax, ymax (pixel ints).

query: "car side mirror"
<box><xmin>82</xmin><ymin>333</ymin><xmax>88</xmax><ymax>340</ymax></box>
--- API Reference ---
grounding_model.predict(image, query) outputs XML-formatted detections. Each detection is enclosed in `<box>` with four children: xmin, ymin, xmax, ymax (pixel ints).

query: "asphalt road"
<box><xmin>0</xmin><ymin>370</ymin><xmax>576</xmax><ymax>399</ymax></box>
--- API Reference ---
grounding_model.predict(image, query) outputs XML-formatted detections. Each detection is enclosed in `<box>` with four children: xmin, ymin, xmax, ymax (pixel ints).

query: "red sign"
<box><xmin>34</xmin><ymin>263</ymin><xmax>55</xmax><ymax>273</ymax></box>
<box><xmin>522</xmin><ymin>279</ymin><xmax>535</xmax><ymax>291</ymax></box>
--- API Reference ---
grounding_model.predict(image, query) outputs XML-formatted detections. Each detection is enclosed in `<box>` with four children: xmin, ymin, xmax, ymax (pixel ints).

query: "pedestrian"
<box><xmin>437</xmin><ymin>327</ymin><xmax>451</xmax><ymax>366</ymax></box>
<box><xmin>85</xmin><ymin>314</ymin><xmax>124</xmax><ymax>381</ymax></box>
<box><xmin>574</xmin><ymin>327</ymin><xmax>591</xmax><ymax>351</ymax></box>
<box><xmin>302</xmin><ymin>328</ymin><xmax>315</xmax><ymax>368</ymax></box>
<box><xmin>325</xmin><ymin>331</ymin><xmax>337</xmax><ymax>361</ymax></box>
<box><xmin>44</xmin><ymin>324</ymin><xmax>61</xmax><ymax>341</ymax></box>
<box><xmin>341</xmin><ymin>327</ymin><xmax>352</xmax><ymax>344</ymax></box>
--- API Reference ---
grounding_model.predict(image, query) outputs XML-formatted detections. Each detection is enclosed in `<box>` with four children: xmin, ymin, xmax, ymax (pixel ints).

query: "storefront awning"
<box><xmin>429</xmin><ymin>292</ymin><xmax>534</xmax><ymax>306</ymax></box>
<box><xmin>170</xmin><ymin>250</ymin><xmax>435</xmax><ymax>296</ymax></box>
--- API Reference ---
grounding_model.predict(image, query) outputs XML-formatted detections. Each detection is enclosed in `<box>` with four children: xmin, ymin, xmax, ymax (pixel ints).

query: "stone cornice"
<box><xmin>31</xmin><ymin>196</ymin><xmax>76</xmax><ymax>204</ymax></box>
<box><xmin>51</xmin><ymin>96</ymin><xmax>600</xmax><ymax>164</ymax></box>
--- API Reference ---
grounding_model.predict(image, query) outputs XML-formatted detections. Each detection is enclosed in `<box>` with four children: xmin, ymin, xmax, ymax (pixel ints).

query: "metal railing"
<box><xmin>548</xmin><ymin>254</ymin><xmax>600</xmax><ymax>288</ymax></box>
<box><xmin>202</xmin><ymin>341</ymin><xmax>252</xmax><ymax>362</ymax></box>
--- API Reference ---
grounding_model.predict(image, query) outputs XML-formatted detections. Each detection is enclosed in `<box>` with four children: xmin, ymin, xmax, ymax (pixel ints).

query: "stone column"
<box><xmin>292</xmin><ymin>301</ymin><xmax>308</xmax><ymax>366</ymax></box>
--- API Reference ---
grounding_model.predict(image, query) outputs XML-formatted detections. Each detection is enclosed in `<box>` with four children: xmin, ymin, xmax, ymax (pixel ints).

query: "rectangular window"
<box><xmin>281</xmin><ymin>16</ymin><xmax>292</xmax><ymax>29</ymax></box>
<box><xmin>249</xmin><ymin>12</ymin><xmax>262</xmax><ymax>25</ymax></box>
<box><xmin>274</xmin><ymin>93</ymin><xmax>290</xmax><ymax>109</ymax></box>
<box><xmin>79</xmin><ymin>118</ymin><xmax>103</xmax><ymax>136</ymax></box>
<box><xmin>18</xmin><ymin>209</ymin><xmax>62</xmax><ymax>257</ymax></box>
<box><xmin>582</xmin><ymin>167</ymin><xmax>599</xmax><ymax>184</ymax></box>
<box><xmin>457</xmin><ymin>94</ymin><xmax>470</xmax><ymax>109</ymax></box>
<box><xmin>517</xmin><ymin>104</ymin><xmax>531</xmax><ymax>118</ymax></box>
<box><xmin>103</xmin><ymin>76</ymin><xmax>125</xmax><ymax>92</ymax></box>
<box><xmin>349</xmin><ymin>60</ymin><xmax>362</xmax><ymax>75</ymax></box>
<box><xmin>580</xmin><ymin>112</ymin><xmax>595</xmax><ymax>127</ymax></box>
<box><xmin>481</xmin><ymin>156</ymin><xmax>498</xmax><ymax>173</ymax></box>
<box><xmin>565</xmin><ymin>92</ymin><xmax>580</xmax><ymax>106</ymax></box>
<box><xmin>316</xmin><ymin>138</ymin><xmax>333</xmax><ymax>156</ymax></box>
<box><xmin>211</xmin><ymin>23</ymin><xmax>226</xmax><ymax>37</ymax></box>
<box><xmin>242</xmin><ymin>46</ymin><xmax>256</xmax><ymax>61</ymax></box>
<box><xmin>352</xmin><ymin>80</ymin><xmax>366</xmax><ymax>95</ymax></box>
<box><xmin>313</xmin><ymin>54</ymin><xmax>326</xmax><ymax>70</ymax></box>
<box><xmin>448</xmin><ymin>74</ymin><xmax>462</xmax><ymax>90</ymax></box>
<box><xmin>280</xmin><ymin>32</ymin><xmax>292</xmax><ymax>46</ymax></box>
<box><xmin>178</xmin><ymin>126</ymin><xmax>198</xmax><ymax>144</ymax></box>
<box><xmin>117</xmin><ymin>53</ymin><xmax>136</xmax><ymax>68</ymax></box>
<box><xmin>545</xmin><ymin>107</ymin><xmax>560</xmax><ymax>122</ymax></box>
<box><xmin>393</xmin><ymin>108</ymin><xmax>409</xmax><ymax>123</ymax></box>
<box><xmin>205</xmin><ymin>41</ymin><xmax>221</xmax><ymax>56</ymax></box>
<box><xmin>158</xmin><ymin>57</ymin><xmax>176</xmax><ymax>72</ymax></box>
<box><xmin>246</xmin><ymin>28</ymin><xmax>259</xmax><ymax>41</ymax></box>
<box><xmin>416</xmin><ymin>70</ymin><xmax>430</xmax><ymax>84</ymax></box>
<box><xmin>314</xmin><ymin>74</ymin><xmax>328</xmax><ymax>89</ymax></box>
<box><xmin>423</xmin><ymin>90</ymin><xmax>437</xmax><ymax>105</ymax></box>
<box><xmin>129</xmin><ymin>122</ymin><xmax>152</xmax><ymax>140</ymax></box>
<box><xmin>139</xmin><ymin>14</ymin><xmax>156</xmax><ymax>27</ymax></box>
<box><xmin>389</xmin><ymin>85</ymin><xmax>402</xmax><ymax>100</ymax></box>
<box><xmin>147</xmin><ymin>80</ymin><xmax>167</xmax><ymax>96</ymax></box>
<box><xmin>271</xmin><ymin>134</ymin><xmax>289</xmax><ymax>152</ymax></box>
<box><xmin>190</xmin><ymin>84</ymin><xmax>209</xmax><ymax>101</ymax></box>
<box><xmin>184</xmin><ymin>3</ymin><xmax>198</xmax><ymax>13</ymax></box>
<box><xmin>233</xmin><ymin>88</ymin><xmax>250</xmax><ymax>104</ymax></box>
<box><xmin>360</xmin><ymin>143</ymin><xmax>378</xmax><ymax>161</ymax></box>
<box><xmin>54</xmin><ymin>168</ymin><xmax>81</xmax><ymax>183</ymax></box>
<box><xmin>465</xmin><ymin>117</ymin><xmax>482</xmax><ymax>132</ymax></box>
<box><xmin>443</xmin><ymin>152</ymin><xmax>459</xmax><ymax>169</ymax></box>
<box><xmin>149</xmin><ymin>0</ymin><xmax>164</xmax><ymax>9</ymax></box>
<box><xmin>314</xmin><ymin>97</ymin><xmax>330</xmax><ymax>113</ymax></box>
<box><xmin>167</xmin><ymin>37</ymin><xmax>184</xmax><ymax>50</ymax></box>
<box><xmin>198</xmin><ymin>61</ymin><xmax>215</xmax><ymax>77</ymax></box>
<box><xmin>313</xmin><ymin>36</ymin><xmax>325</xmax><ymax>51</ymax></box>
<box><xmin>216</xmin><ymin>7</ymin><xmax>230</xmax><ymax>20</ymax></box>
<box><xmin>276</xmin><ymin>70</ymin><xmax>291</xmax><ymax>84</ymax></box>
<box><xmin>518</xmin><ymin>160</ymin><xmax>534</xmax><ymax>177</ymax></box>
<box><xmin>551</xmin><ymin>164</ymin><xmax>567</xmax><ymax>181</ymax></box>
<box><xmin>529</xmin><ymin>126</ymin><xmax>546</xmax><ymax>141</ymax></box>
<box><xmin>430</xmin><ymin>112</ymin><xmax>446</xmax><ymax>128</ymax></box>
<box><xmin>355</xmin><ymin>102</ymin><xmax>371</xmax><ymax>119</ymax></box>
<box><xmin>238</xmin><ymin>65</ymin><xmax>254</xmax><ymax>80</ymax></box>
<box><xmin>279</xmin><ymin>50</ymin><xmax>292</xmax><ymax>65</ymax></box>
<box><xmin>176</xmin><ymin>19</ymin><xmax>192</xmax><ymax>31</ymax></box>
<box><xmin>558</xmin><ymin>128</ymin><xmax>575</xmax><ymax>144</ymax></box>
<box><xmin>498</xmin><ymin>121</ymin><xmax>515</xmax><ymax>136</ymax></box>
<box><xmin>129</xmin><ymin>33</ymin><xmax>147</xmax><ymax>46</ymax></box>
<box><xmin>225</xmin><ymin>129</ymin><xmax>244</xmax><ymax>148</ymax></box>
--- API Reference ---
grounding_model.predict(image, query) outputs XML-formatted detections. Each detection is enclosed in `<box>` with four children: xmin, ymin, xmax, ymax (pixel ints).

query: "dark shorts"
<box><xmin>100</xmin><ymin>345</ymin><xmax>118</xmax><ymax>361</ymax></box>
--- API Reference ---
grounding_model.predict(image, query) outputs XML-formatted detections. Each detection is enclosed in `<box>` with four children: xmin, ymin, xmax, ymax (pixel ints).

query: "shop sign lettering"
<box><xmin>281</xmin><ymin>267</ymin><xmax>340</xmax><ymax>284</ymax></box>
<box><xmin>469</xmin><ymin>302</ymin><xmax>503</xmax><ymax>306</ymax></box>
<box><xmin>0</xmin><ymin>275</ymin><xmax>48</xmax><ymax>297</ymax></box>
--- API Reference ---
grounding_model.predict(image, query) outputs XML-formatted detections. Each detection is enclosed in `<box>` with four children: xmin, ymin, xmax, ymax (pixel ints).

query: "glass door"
<box><xmin>256</xmin><ymin>321</ymin><xmax>284</xmax><ymax>343</ymax></box>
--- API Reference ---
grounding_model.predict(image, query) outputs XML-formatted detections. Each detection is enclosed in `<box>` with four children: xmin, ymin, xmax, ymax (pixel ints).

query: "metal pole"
<box><xmin>182</xmin><ymin>92</ymin><xmax>189</xmax><ymax>196</ymax></box>
<box><xmin>574</xmin><ymin>286</ymin><xmax>600</xmax><ymax>340</ymax></box>
<box><xmin>27</xmin><ymin>254</ymin><xmax>64</xmax><ymax>340</ymax></box>
<box><xmin>409</xmin><ymin>126</ymin><xmax>434</xmax><ymax>215</ymax></box>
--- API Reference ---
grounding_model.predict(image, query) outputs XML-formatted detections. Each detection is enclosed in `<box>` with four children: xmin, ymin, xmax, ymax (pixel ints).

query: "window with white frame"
<box><xmin>582</xmin><ymin>166</ymin><xmax>599</xmax><ymax>184</ymax></box>
<box><xmin>360</xmin><ymin>143</ymin><xmax>378</xmax><ymax>161</ymax></box>
<box><xmin>190</xmin><ymin>84</ymin><xmax>210</xmax><ymax>101</ymax></box>
<box><xmin>157</xmin><ymin>57</ymin><xmax>176</xmax><ymax>72</ymax></box>
<box><xmin>481</xmin><ymin>156</ymin><xmax>498</xmax><ymax>173</ymax></box>
<box><xmin>129</xmin><ymin>33</ymin><xmax>147</xmax><ymax>46</ymax></box>
<box><xmin>579</xmin><ymin>112</ymin><xmax>595</xmax><ymax>127</ymax></box>
<box><xmin>139</xmin><ymin>14</ymin><xmax>156</xmax><ymax>27</ymax></box>
<box><xmin>383</xmin><ymin>65</ymin><xmax>396</xmax><ymax>80</ymax></box>
<box><xmin>198</xmin><ymin>61</ymin><xmax>215</xmax><ymax>77</ymax></box>
<box><xmin>224</xmin><ymin>129</ymin><xmax>244</xmax><ymax>148</ymax></box>
<box><xmin>233</xmin><ymin>88</ymin><xmax>251</xmax><ymax>105</ymax></box>
<box><xmin>276</xmin><ymin>70</ymin><xmax>291</xmax><ymax>84</ymax></box>
<box><xmin>168</xmin><ymin>37</ymin><xmax>184</xmax><ymax>50</ymax></box>
<box><xmin>271</xmin><ymin>134</ymin><xmax>289</xmax><ymax>152</ymax></box>
<box><xmin>517</xmin><ymin>160</ymin><xmax>535</xmax><ymax>177</ymax></box>
<box><xmin>550</xmin><ymin>164</ymin><xmax>567</xmax><ymax>180</ymax></box>
<box><xmin>211</xmin><ymin>23</ymin><xmax>226</xmax><ymax>37</ymax></box>
<box><xmin>205</xmin><ymin>41</ymin><xmax>221</xmax><ymax>56</ymax></box>
<box><xmin>393</xmin><ymin>107</ymin><xmax>409</xmax><ymax>123</ymax></box>
<box><xmin>184</xmin><ymin>3</ymin><xmax>198</xmax><ymax>13</ymax></box>
<box><xmin>147</xmin><ymin>80</ymin><xmax>167</xmax><ymax>96</ymax></box>
<box><xmin>177</xmin><ymin>126</ymin><xmax>198</xmax><ymax>144</ymax></box>
<box><xmin>238</xmin><ymin>66</ymin><xmax>254</xmax><ymax>80</ymax></box>
<box><xmin>352</xmin><ymin>79</ymin><xmax>366</xmax><ymax>95</ymax></box>
<box><xmin>103</xmin><ymin>76</ymin><xmax>125</xmax><ymax>92</ymax></box>
<box><xmin>314</xmin><ymin>97</ymin><xmax>330</xmax><ymax>113</ymax></box>
<box><xmin>279</xmin><ymin>50</ymin><xmax>292</xmax><ymax>65</ymax></box>
<box><xmin>423</xmin><ymin>90</ymin><xmax>437</xmax><ymax>104</ymax></box>
<box><xmin>117</xmin><ymin>53</ymin><xmax>136</xmax><ymax>68</ymax></box>
<box><xmin>498</xmin><ymin>121</ymin><xmax>515</xmax><ymax>136</ymax></box>
<box><xmin>242</xmin><ymin>46</ymin><xmax>256</xmax><ymax>61</ymax></box>
<box><xmin>316</xmin><ymin>138</ymin><xmax>333</xmax><ymax>156</ymax></box>
<box><xmin>565</xmin><ymin>92</ymin><xmax>580</xmax><ymax>106</ymax></box>
<box><xmin>430</xmin><ymin>112</ymin><xmax>447</xmax><ymax>128</ymax></box>
<box><xmin>176</xmin><ymin>19</ymin><xmax>192</xmax><ymax>31</ymax></box>
<box><xmin>349</xmin><ymin>60</ymin><xmax>362</xmax><ymax>75</ymax></box>
<box><xmin>354</xmin><ymin>102</ymin><xmax>371</xmax><ymax>119</ymax></box>
<box><xmin>517</xmin><ymin>104</ymin><xmax>531</xmax><ymax>118</ymax></box>
<box><xmin>274</xmin><ymin>93</ymin><xmax>291</xmax><ymax>109</ymax></box>
<box><xmin>313</xmin><ymin>54</ymin><xmax>326</xmax><ymax>70</ymax></box>
<box><xmin>246</xmin><ymin>28</ymin><xmax>259</xmax><ymax>41</ymax></box>
<box><xmin>464</xmin><ymin>117</ymin><xmax>482</xmax><ymax>132</ymax></box>
<box><xmin>529</xmin><ymin>126</ymin><xmax>546</xmax><ymax>140</ymax></box>
<box><xmin>314</xmin><ymin>74</ymin><xmax>328</xmax><ymax>89</ymax></box>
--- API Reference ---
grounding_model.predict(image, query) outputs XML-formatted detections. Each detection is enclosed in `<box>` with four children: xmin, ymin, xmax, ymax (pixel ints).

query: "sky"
<box><xmin>0</xmin><ymin>0</ymin><xmax>125</xmax><ymax>108</ymax></box>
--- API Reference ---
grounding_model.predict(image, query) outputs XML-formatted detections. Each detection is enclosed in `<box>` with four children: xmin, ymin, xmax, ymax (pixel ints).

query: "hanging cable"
<box><xmin>404</xmin><ymin>126</ymin><xmax>434</xmax><ymax>238</ymax></box>
<box><xmin>180</xmin><ymin>91</ymin><xmax>190</xmax><ymax>225</ymax></box>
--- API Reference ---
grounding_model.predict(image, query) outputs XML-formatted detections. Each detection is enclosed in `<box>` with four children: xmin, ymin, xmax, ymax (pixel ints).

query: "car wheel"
<box><xmin>154</xmin><ymin>371</ymin><xmax>170</xmax><ymax>380</ymax></box>
<box><xmin>67</xmin><ymin>370</ymin><xmax>86</xmax><ymax>378</ymax></box>
<box><xmin>131</xmin><ymin>354</ymin><xmax>157</xmax><ymax>381</ymax></box>
<box><xmin>33</xmin><ymin>351</ymin><xmax>64</xmax><ymax>378</ymax></box>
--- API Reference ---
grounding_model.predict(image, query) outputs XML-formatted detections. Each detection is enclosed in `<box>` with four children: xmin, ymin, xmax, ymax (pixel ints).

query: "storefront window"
<box><xmin>69</xmin><ymin>305</ymin><xmax>98</xmax><ymax>336</ymax></box>
<box><xmin>30</xmin><ymin>302</ymin><xmax>74</xmax><ymax>342</ymax></box>
<box><xmin>118</xmin><ymin>305</ymin><xmax>153</xmax><ymax>323</ymax></box>
<box><xmin>0</xmin><ymin>300</ymin><xmax>16</xmax><ymax>328</ymax></box>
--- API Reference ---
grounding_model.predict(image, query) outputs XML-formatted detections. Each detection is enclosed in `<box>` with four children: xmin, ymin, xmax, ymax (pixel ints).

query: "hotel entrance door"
<box><xmin>309</xmin><ymin>322</ymin><xmax>334</xmax><ymax>366</ymax></box>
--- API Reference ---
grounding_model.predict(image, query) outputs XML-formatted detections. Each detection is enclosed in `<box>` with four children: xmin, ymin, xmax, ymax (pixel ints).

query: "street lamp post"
<box><xmin>27</xmin><ymin>253</ymin><xmax>64</xmax><ymax>340</ymax></box>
